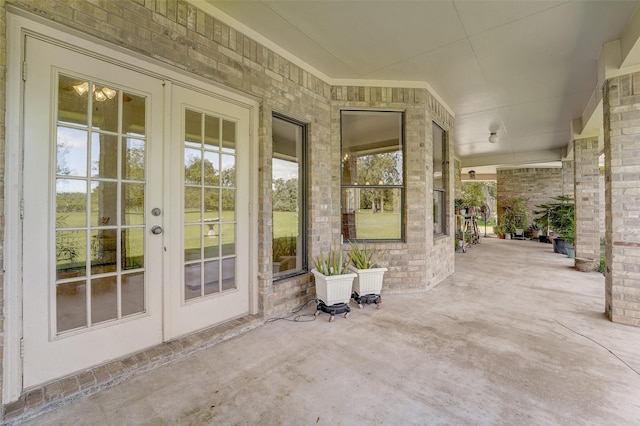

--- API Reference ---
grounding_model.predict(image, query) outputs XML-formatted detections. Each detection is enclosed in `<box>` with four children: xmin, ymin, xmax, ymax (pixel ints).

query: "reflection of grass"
<box><xmin>273</xmin><ymin>211</ymin><xmax>298</xmax><ymax>239</ymax></box>
<box><xmin>56</xmin><ymin>211</ymin><xmax>238</xmax><ymax>273</ymax></box>
<box><xmin>355</xmin><ymin>210</ymin><xmax>401</xmax><ymax>239</ymax></box>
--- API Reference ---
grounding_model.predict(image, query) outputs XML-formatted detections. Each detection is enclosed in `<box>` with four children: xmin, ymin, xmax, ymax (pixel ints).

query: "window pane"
<box><xmin>341</xmin><ymin>111</ymin><xmax>404</xmax><ymax>241</ymax></box>
<box><xmin>272</xmin><ymin>116</ymin><xmax>305</xmax><ymax>278</ymax></box>
<box><xmin>184</xmin><ymin>148</ymin><xmax>202</xmax><ymax>184</ymax></box>
<box><xmin>222</xmin><ymin>120</ymin><xmax>236</xmax><ymax>153</ymax></box>
<box><xmin>184</xmin><ymin>225</ymin><xmax>201</xmax><ymax>261</ymax></box>
<box><xmin>221</xmin><ymin>223</ymin><xmax>235</xmax><ymax>256</ymax></box>
<box><xmin>185</xmin><ymin>186</ymin><xmax>201</xmax><ymax>223</ymax></box>
<box><xmin>185</xmin><ymin>109</ymin><xmax>202</xmax><ymax>145</ymax></box>
<box><xmin>204</xmin><ymin>115</ymin><xmax>220</xmax><ymax>148</ymax></box>
<box><xmin>203</xmin><ymin>151</ymin><xmax>219</xmax><ymax>185</ymax></box>
<box><xmin>341</xmin><ymin>187</ymin><xmax>402</xmax><ymax>240</ymax></box>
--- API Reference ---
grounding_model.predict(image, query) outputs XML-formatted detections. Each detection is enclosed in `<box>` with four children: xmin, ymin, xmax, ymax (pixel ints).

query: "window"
<box><xmin>341</xmin><ymin>110</ymin><xmax>404</xmax><ymax>241</ymax></box>
<box><xmin>272</xmin><ymin>114</ymin><xmax>307</xmax><ymax>279</ymax></box>
<box><xmin>433</xmin><ymin>122</ymin><xmax>447</xmax><ymax>236</ymax></box>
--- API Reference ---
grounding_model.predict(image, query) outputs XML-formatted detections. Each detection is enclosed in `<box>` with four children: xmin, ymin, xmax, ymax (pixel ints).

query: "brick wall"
<box><xmin>496</xmin><ymin>168</ymin><xmax>564</xmax><ymax>226</ymax></box>
<box><xmin>603</xmin><ymin>72</ymin><xmax>640</xmax><ymax>326</ymax></box>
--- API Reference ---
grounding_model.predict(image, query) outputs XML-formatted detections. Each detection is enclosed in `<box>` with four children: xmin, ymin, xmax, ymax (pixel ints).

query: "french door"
<box><xmin>21</xmin><ymin>36</ymin><xmax>250</xmax><ymax>388</ymax></box>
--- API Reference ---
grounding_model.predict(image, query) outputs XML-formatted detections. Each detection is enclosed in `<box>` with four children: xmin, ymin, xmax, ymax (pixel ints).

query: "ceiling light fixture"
<box><xmin>488</xmin><ymin>132</ymin><xmax>498</xmax><ymax>143</ymax></box>
<box><xmin>72</xmin><ymin>82</ymin><xmax>117</xmax><ymax>102</ymax></box>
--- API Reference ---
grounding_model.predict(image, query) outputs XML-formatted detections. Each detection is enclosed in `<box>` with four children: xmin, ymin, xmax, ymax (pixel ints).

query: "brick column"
<box><xmin>603</xmin><ymin>73</ymin><xmax>640</xmax><ymax>326</ymax></box>
<box><xmin>573</xmin><ymin>137</ymin><xmax>600</xmax><ymax>271</ymax></box>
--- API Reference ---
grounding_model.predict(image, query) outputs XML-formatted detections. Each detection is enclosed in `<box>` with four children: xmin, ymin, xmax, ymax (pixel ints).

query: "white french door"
<box><xmin>21</xmin><ymin>36</ymin><xmax>251</xmax><ymax>389</ymax></box>
<box><xmin>164</xmin><ymin>86</ymin><xmax>250</xmax><ymax>339</ymax></box>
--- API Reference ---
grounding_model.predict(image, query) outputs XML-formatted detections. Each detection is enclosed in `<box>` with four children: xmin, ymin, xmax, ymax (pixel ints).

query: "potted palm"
<box><xmin>534</xmin><ymin>195</ymin><xmax>575</xmax><ymax>255</ymax></box>
<box><xmin>311</xmin><ymin>247</ymin><xmax>356</xmax><ymax>321</ymax></box>
<box><xmin>347</xmin><ymin>242</ymin><xmax>387</xmax><ymax>309</ymax></box>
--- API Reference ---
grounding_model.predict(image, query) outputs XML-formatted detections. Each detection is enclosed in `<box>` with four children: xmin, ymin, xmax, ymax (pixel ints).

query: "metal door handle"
<box><xmin>151</xmin><ymin>226</ymin><xmax>163</xmax><ymax>235</ymax></box>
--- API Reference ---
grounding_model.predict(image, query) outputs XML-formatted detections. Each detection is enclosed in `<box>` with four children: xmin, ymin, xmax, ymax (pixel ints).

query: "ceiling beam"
<box><xmin>460</xmin><ymin>149</ymin><xmax>563</xmax><ymax>169</ymax></box>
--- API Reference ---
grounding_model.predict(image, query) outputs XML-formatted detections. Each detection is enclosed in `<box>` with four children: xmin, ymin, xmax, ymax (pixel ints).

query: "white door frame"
<box><xmin>4</xmin><ymin>13</ymin><xmax>259</xmax><ymax>403</ymax></box>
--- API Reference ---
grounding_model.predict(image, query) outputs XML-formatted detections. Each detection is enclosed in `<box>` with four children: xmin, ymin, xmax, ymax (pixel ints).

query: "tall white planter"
<box><xmin>349</xmin><ymin>266</ymin><xmax>387</xmax><ymax>296</ymax></box>
<box><xmin>311</xmin><ymin>269</ymin><xmax>356</xmax><ymax>306</ymax></box>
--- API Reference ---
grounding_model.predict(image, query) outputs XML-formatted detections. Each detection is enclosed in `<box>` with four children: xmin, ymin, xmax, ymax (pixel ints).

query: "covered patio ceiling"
<box><xmin>202</xmin><ymin>0</ymin><xmax>640</xmax><ymax>175</ymax></box>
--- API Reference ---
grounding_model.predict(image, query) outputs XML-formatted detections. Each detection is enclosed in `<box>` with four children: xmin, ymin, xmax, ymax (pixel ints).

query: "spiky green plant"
<box><xmin>313</xmin><ymin>247</ymin><xmax>349</xmax><ymax>276</ymax></box>
<box><xmin>348</xmin><ymin>241</ymin><xmax>382</xmax><ymax>269</ymax></box>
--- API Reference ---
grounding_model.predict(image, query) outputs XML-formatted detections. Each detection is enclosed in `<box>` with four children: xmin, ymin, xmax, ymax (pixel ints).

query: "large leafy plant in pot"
<box><xmin>534</xmin><ymin>195</ymin><xmax>575</xmax><ymax>254</ymax></box>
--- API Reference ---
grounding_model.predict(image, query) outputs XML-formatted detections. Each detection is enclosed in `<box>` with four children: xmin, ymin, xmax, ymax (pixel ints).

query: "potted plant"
<box><xmin>347</xmin><ymin>242</ymin><xmax>387</xmax><ymax>309</ymax></box>
<box><xmin>454</xmin><ymin>198</ymin><xmax>465</xmax><ymax>215</ymax></box>
<box><xmin>528</xmin><ymin>222</ymin><xmax>542</xmax><ymax>239</ymax></box>
<box><xmin>311</xmin><ymin>247</ymin><xmax>356</xmax><ymax>321</ymax></box>
<box><xmin>534</xmin><ymin>195</ymin><xmax>575</xmax><ymax>255</ymax></box>
<box><xmin>498</xmin><ymin>196</ymin><xmax>528</xmax><ymax>241</ymax></box>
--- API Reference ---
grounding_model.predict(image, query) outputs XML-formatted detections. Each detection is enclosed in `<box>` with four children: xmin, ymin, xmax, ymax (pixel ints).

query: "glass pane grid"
<box><xmin>55</xmin><ymin>73</ymin><xmax>147</xmax><ymax>335</ymax></box>
<box><xmin>183</xmin><ymin>111</ymin><xmax>237</xmax><ymax>301</ymax></box>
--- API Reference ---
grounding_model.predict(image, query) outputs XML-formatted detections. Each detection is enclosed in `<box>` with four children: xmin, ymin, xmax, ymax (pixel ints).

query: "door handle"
<box><xmin>151</xmin><ymin>226</ymin><xmax>163</xmax><ymax>235</ymax></box>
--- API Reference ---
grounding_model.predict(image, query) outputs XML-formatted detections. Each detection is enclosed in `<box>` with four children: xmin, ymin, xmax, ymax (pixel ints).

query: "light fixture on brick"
<box><xmin>488</xmin><ymin>132</ymin><xmax>498</xmax><ymax>143</ymax></box>
<box><xmin>468</xmin><ymin>170</ymin><xmax>476</xmax><ymax>180</ymax></box>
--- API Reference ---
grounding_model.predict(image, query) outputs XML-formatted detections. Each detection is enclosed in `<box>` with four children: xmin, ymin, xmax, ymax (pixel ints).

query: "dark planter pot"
<box><xmin>553</xmin><ymin>237</ymin><xmax>574</xmax><ymax>255</ymax></box>
<box><xmin>539</xmin><ymin>235</ymin><xmax>550</xmax><ymax>243</ymax></box>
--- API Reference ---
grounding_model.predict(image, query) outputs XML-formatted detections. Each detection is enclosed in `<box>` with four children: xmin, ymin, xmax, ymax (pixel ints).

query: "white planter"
<box><xmin>348</xmin><ymin>266</ymin><xmax>387</xmax><ymax>296</ymax></box>
<box><xmin>311</xmin><ymin>269</ymin><xmax>356</xmax><ymax>306</ymax></box>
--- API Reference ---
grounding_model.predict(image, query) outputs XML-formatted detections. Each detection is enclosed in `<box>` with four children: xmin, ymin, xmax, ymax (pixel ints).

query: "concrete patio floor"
<box><xmin>20</xmin><ymin>237</ymin><xmax>640</xmax><ymax>425</ymax></box>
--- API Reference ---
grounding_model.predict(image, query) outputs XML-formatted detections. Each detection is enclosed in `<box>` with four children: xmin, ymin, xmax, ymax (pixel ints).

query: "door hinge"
<box><xmin>20</xmin><ymin>199</ymin><xmax>24</xmax><ymax>220</ymax></box>
<box><xmin>22</xmin><ymin>61</ymin><xmax>27</xmax><ymax>81</ymax></box>
<box><xmin>20</xmin><ymin>338</ymin><xmax>24</xmax><ymax>358</ymax></box>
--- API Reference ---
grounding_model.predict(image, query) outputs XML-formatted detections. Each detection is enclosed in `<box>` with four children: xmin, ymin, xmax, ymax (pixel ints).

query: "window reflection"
<box><xmin>341</xmin><ymin>111</ymin><xmax>404</xmax><ymax>241</ymax></box>
<box><xmin>272</xmin><ymin>115</ymin><xmax>306</xmax><ymax>279</ymax></box>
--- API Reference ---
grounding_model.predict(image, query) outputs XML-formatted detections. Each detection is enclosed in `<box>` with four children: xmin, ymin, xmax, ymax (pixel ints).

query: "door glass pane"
<box><xmin>58</xmin><ymin>75</ymin><xmax>89</xmax><ymax>126</ymax></box>
<box><xmin>91</xmin><ymin>181</ymin><xmax>117</xmax><ymax>227</ymax></box>
<box><xmin>91</xmin><ymin>133</ymin><xmax>118</xmax><ymax>179</ymax></box>
<box><xmin>123</xmin><ymin>138</ymin><xmax>145</xmax><ymax>181</ymax></box>
<box><xmin>184</xmin><ymin>263</ymin><xmax>202</xmax><ymax>300</ymax></box>
<box><xmin>183</xmin><ymin>109</ymin><xmax>237</xmax><ymax>301</ymax></box>
<box><xmin>221</xmin><ymin>223</ymin><xmax>236</xmax><ymax>257</ymax></box>
<box><xmin>123</xmin><ymin>93</ymin><xmax>146</xmax><ymax>136</ymax></box>
<box><xmin>122</xmin><ymin>183</ymin><xmax>145</xmax><ymax>225</ymax></box>
<box><xmin>222</xmin><ymin>258</ymin><xmax>236</xmax><ymax>291</ymax></box>
<box><xmin>57</xmin><ymin>127</ymin><xmax>88</xmax><ymax>177</ymax></box>
<box><xmin>91</xmin><ymin>276</ymin><xmax>118</xmax><ymax>324</ymax></box>
<box><xmin>92</xmin><ymin>84</ymin><xmax>119</xmax><ymax>132</ymax></box>
<box><xmin>203</xmin><ymin>260</ymin><xmax>220</xmax><ymax>295</ymax></box>
<box><xmin>185</xmin><ymin>187</ymin><xmax>201</xmax><ymax>222</ymax></box>
<box><xmin>57</xmin><ymin>281</ymin><xmax>87</xmax><ymax>332</ymax></box>
<box><xmin>56</xmin><ymin>230</ymin><xmax>87</xmax><ymax>279</ymax></box>
<box><xmin>122</xmin><ymin>227</ymin><xmax>144</xmax><ymax>270</ymax></box>
<box><xmin>57</xmin><ymin>179</ymin><xmax>87</xmax><ymax>228</ymax></box>
<box><xmin>55</xmin><ymin>73</ymin><xmax>148</xmax><ymax>335</ymax></box>
<box><xmin>91</xmin><ymin>229</ymin><xmax>117</xmax><ymax>274</ymax></box>
<box><xmin>184</xmin><ymin>225</ymin><xmax>202</xmax><ymax>262</ymax></box>
<box><xmin>122</xmin><ymin>272</ymin><xmax>145</xmax><ymax>316</ymax></box>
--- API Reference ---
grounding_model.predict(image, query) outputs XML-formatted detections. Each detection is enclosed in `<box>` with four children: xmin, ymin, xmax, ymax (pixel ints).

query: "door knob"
<box><xmin>151</xmin><ymin>208</ymin><xmax>162</xmax><ymax>216</ymax></box>
<box><xmin>151</xmin><ymin>226</ymin><xmax>163</xmax><ymax>235</ymax></box>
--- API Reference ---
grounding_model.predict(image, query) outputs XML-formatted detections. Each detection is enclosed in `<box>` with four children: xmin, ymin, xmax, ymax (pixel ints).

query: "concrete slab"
<box><xmin>19</xmin><ymin>238</ymin><xmax>640</xmax><ymax>425</ymax></box>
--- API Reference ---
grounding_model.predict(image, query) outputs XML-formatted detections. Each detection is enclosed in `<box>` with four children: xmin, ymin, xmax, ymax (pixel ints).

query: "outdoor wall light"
<box><xmin>488</xmin><ymin>132</ymin><xmax>498</xmax><ymax>143</ymax></box>
<box><xmin>468</xmin><ymin>170</ymin><xmax>476</xmax><ymax>180</ymax></box>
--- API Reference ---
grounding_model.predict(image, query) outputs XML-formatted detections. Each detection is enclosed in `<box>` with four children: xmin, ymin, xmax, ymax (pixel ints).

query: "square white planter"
<box><xmin>311</xmin><ymin>269</ymin><xmax>356</xmax><ymax>306</ymax></box>
<box><xmin>348</xmin><ymin>266</ymin><xmax>387</xmax><ymax>296</ymax></box>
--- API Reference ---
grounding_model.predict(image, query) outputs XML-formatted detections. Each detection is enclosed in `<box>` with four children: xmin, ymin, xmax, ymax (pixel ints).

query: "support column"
<box><xmin>603</xmin><ymin>73</ymin><xmax>640</xmax><ymax>327</ymax></box>
<box><xmin>562</xmin><ymin>158</ymin><xmax>574</xmax><ymax>196</ymax></box>
<box><xmin>573</xmin><ymin>137</ymin><xmax>600</xmax><ymax>271</ymax></box>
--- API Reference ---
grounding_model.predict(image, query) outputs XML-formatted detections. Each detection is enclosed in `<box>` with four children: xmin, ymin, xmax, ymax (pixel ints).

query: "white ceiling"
<box><xmin>205</xmin><ymin>0</ymin><xmax>640</xmax><ymax>171</ymax></box>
